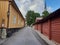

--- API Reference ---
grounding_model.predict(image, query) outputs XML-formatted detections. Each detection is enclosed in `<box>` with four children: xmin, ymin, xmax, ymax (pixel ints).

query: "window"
<box><xmin>13</xmin><ymin>16</ymin><xmax>16</xmax><ymax>24</ymax></box>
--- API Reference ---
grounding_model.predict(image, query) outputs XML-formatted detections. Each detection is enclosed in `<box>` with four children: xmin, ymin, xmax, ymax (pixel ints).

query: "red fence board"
<box><xmin>42</xmin><ymin>21</ymin><xmax>50</xmax><ymax>38</ymax></box>
<box><xmin>33</xmin><ymin>17</ymin><xmax>60</xmax><ymax>43</ymax></box>
<box><xmin>38</xmin><ymin>24</ymin><xmax>41</xmax><ymax>32</ymax></box>
<box><xmin>51</xmin><ymin>17</ymin><xmax>60</xmax><ymax>43</ymax></box>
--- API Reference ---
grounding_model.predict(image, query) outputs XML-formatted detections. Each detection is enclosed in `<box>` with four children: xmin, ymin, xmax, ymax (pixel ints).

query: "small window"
<box><xmin>13</xmin><ymin>16</ymin><xmax>16</xmax><ymax>24</ymax></box>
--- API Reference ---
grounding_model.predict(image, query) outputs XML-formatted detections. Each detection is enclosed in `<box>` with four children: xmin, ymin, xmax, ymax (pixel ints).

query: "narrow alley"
<box><xmin>1</xmin><ymin>27</ymin><xmax>48</xmax><ymax>45</ymax></box>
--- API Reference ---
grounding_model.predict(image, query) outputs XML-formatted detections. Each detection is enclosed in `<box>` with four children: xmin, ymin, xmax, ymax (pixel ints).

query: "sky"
<box><xmin>15</xmin><ymin>0</ymin><xmax>60</xmax><ymax>18</ymax></box>
<box><xmin>46</xmin><ymin>0</ymin><xmax>60</xmax><ymax>12</ymax></box>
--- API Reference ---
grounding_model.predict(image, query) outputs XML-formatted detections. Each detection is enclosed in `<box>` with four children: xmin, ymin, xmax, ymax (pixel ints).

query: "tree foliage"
<box><xmin>26</xmin><ymin>11</ymin><xmax>40</xmax><ymax>26</ymax></box>
<box><xmin>42</xmin><ymin>10</ymin><xmax>49</xmax><ymax>17</ymax></box>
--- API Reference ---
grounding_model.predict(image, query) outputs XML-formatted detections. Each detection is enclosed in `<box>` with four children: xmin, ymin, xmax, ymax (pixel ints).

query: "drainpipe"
<box><xmin>7</xmin><ymin>1</ymin><xmax>11</xmax><ymax>28</ymax></box>
<box><xmin>7</xmin><ymin>1</ymin><xmax>11</xmax><ymax>37</ymax></box>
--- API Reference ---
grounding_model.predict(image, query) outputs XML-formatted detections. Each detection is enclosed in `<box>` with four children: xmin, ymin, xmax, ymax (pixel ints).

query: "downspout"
<box><xmin>7</xmin><ymin>1</ymin><xmax>11</xmax><ymax>28</ymax></box>
<box><xmin>7</xmin><ymin>1</ymin><xmax>11</xmax><ymax>35</ymax></box>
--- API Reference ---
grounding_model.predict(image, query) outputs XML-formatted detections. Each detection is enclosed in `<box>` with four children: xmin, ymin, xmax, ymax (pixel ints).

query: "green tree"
<box><xmin>42</xmin><ymin>10</ymin><xmax>49</xmax><ymax>17</ymax></box>
<box><xmin>26</xmin><ymin>11</ymin><xmax>40</xmax><ymax>26</ymax></box>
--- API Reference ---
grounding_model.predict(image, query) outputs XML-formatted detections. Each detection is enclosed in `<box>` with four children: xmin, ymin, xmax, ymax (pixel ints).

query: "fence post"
<box><xmin>48</xmin><ymin>20</ymin><xmax>51</xmax><ymax>40</ymax></box>
<box><xmin>41</xmin><ymin>23</ymin><xmax>43</xmax><ymax>33</ymax></box>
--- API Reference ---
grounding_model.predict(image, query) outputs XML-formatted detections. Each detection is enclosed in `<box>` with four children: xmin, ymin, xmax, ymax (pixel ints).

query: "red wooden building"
<box><xmin>33</xmin><ymin>8</ymin><xmax>60</xmax><ymax>43</ymax></box>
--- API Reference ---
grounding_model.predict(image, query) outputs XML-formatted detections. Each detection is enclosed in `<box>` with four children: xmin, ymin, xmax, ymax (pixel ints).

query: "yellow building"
<box><xmin>0</xmin><ymin>0</ymin><xmax>25</xmax><ymax>38</ymax></box>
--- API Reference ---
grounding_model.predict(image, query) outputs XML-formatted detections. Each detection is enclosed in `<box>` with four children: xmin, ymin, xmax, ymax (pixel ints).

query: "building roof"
<box><xmin>33</xmin><ymin>8</ymin><xmax>60</xmax><ymax>25</ymax></box>
<box><xmin>10</xmin><ymin>0</ymin><xmax>25</xmax><ymax>20</ymax></box>
<box><xmin>36</xmin><ymin>17</ymin><xmax>43</xmax><ymax>20</ymax></box>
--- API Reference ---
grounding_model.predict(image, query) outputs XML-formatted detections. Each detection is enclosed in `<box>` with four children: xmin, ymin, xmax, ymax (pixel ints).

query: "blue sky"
<box><xmin>46</xmin><ymin>0</ymin><xmax>60</xmax><ymax>12</ymax></box>
<box><xmin>15</xmin><ymin>0</ymin><xmax>60</xmax><ymax>18</ymax></box>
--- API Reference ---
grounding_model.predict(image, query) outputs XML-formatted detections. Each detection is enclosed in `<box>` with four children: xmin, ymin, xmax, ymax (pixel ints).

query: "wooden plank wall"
<box><xmin>0</xmin><ymin>1</ymin><xmax>25</xmax><ymax>28</ymax></box>
<box><xmin>34</xmin><ymin>17</ymin><xmax>60</xmax><ymax>43</ymax></box>
<box><xmin>38</xmin><ymin>24</ymin><xmax>42</xmax><ymax>32</ymax></box>
<box><xmin>42</xmin><ymin>21</ymin><xmax>50</xmax><ymax>38</ymax></box>
<box><xmin>51</xmin><ymin>17</ymin><xmax>60</xmax><ymax>43</ymax></box>
<box><xmin>9</xmin><ymin>5</ymin><xmax>24</xmax><ymax>28</ymax></box>
<box><xmin>0</xmin><ymin>1</ymin><xmax>9</xmax><ymax>28</ymax></box>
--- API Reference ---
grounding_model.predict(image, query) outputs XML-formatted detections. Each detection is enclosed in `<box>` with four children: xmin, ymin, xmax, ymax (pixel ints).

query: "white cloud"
<box><xmin>29</xmin><ymin>4</ymin><xmax>37</xmax><ymax>10</ymax></box>
<box><xmin>47</xmin><ymin>6</ymin><xmax>53</xmax><ymax>13</ymax></box>
<box><xmin>15</xmin><ymin>0</ymin><xmax>45</xmax><ymax>18</ymax></box>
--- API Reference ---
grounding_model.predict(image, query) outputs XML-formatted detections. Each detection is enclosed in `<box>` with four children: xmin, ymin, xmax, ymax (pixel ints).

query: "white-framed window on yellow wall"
<box><xmin>13</xmin><ymin>16</ymin><xmax>16</xmax><ymax>24</ymax></box>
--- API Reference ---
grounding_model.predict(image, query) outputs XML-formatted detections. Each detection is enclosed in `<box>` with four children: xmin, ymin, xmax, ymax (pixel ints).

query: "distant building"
<box><xmin>36</xmin><ymin>17</ymin><xmax>43</xmax><ymax>22</ymax></box>
<box><xmin>0</xmin><ymin>0</ymin><xmax>25</xmax><ymax>38</ymax></box>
